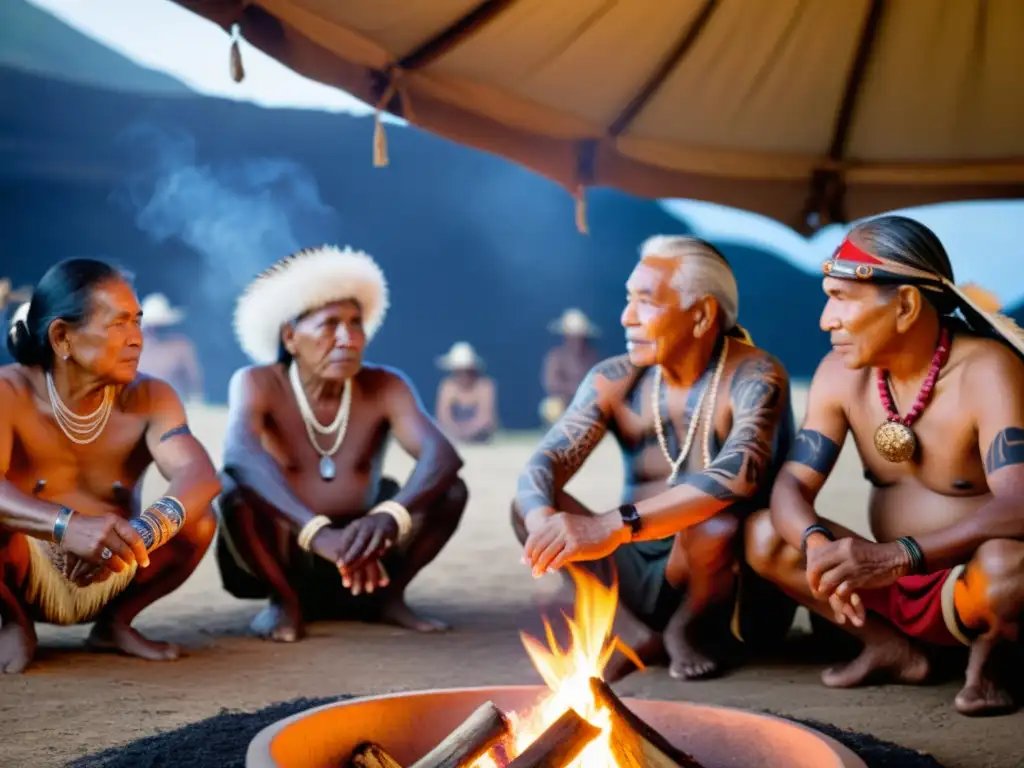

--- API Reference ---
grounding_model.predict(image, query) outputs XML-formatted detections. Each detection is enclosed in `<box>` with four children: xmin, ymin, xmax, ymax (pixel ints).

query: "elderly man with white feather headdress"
<box><xmin>215</xmin><ymin>245</ymin><xmax>468</xmax><ymax>641</ymax></box>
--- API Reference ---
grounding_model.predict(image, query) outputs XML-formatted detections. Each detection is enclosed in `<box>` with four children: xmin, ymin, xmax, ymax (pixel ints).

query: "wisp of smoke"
<box><xmin>114</xmin><ymin>123</ymin><xmax>338</xmax><ymax>297</ymax></box>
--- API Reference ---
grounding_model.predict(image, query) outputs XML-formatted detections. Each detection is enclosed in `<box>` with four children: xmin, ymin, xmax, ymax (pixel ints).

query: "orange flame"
<box><xmin>474</xmin><ymin>566</ymin><xmax>642</xmax><ymax>767</ymax></box>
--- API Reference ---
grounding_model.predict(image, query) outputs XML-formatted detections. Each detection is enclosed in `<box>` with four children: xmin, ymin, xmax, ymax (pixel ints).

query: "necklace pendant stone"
<box><xmin>319</xmin><ymin>455</ymin><xmax>336</xmax><ymax>481</ymax></box>
<box><xmin>873</xmin><ymin>420</ymin><xmax>917</xmax><ymax>464</ymax></box>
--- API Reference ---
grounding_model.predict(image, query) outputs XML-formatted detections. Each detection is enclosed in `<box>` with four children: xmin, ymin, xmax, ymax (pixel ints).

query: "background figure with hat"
<box><xmin>539</xmin><ymin>308</ymin><xmax>600</xmax><ymax>425</ymax></box>
<box><xmin>434</xmin><ymin>342</ymin><xmax>498</xmax><ymax>445</ymax></box>
<box><xmin>137</xmin><ymin>293</ymin><xmax>203</xmax><ymax>404</ymax></box>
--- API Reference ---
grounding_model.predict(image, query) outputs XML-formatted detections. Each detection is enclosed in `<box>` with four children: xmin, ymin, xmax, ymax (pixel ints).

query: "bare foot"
<box><xmin>0</xmin><ymin>622</ymin><xmax>37</xmax><ymax>674</ymax></box>
<box><xmin>821</xmin><ymin>636</ymin><xmax>929</xmax><ymax>688</ymax></box>
<box><xmin>87</xmin><ymin>622</ymin><xmax>180</xmax><ymax>661</ymax></box>
<box><xmin>250</xmin><ymin>603</ymin><xmax>304</xmax><ymax>643</ymax></box>
<box><xmin>668</xmin><ymin>646</ymin><xmax>722</xmax><ymax>681</ymax></box>
<box><xmin>664</xmin><ymin>606</ymin><xmax>725</xmax><ymax>681</ymax></box>
<box><xmin>376</xmin><ymin>597</ymin><xmax>450</xmax><ymax>633</ymax></box>
<box><xmin>954</xmin><ymin>638</ymin><xmax>1017</xmax><ymax>717</ymax></box>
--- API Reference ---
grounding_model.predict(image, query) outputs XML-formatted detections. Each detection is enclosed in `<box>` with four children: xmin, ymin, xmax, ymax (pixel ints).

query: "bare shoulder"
<box><xmin>358</xmin><ymin>363</ymin><xmax>419</xmax><ymax>397</ymax></box>
<box><xmin>728</xmin><ymin>343</ymin><xmax>788</xmax><ymax>384</ymax></box>
<box><xmin>227</xmin><ymin>364</ymin><xmax>282</xmax><ymax>408</ymax></box>
<box><xmin>586</xmin><ymin>353</ymin><xmax>640</xmax><ymax>401</ymax></box>
<box><xmin>0</xmin><ymin>364</ymin><xmax>33</xmax><ymax>400</ymax></box>
<box><xmin>810</xmin><ymin>349</ymin><xmax>864</xmax><ymax>400</ymax></box>
<box><xmin>957</xmin><ymin>334</ymin><xmax>1024</xmax><ymax>391</ymax></box>
<box><xmin>122</xmin><ymin>373</ymin><xmax>184</xmax><ymax>413</ymax></box>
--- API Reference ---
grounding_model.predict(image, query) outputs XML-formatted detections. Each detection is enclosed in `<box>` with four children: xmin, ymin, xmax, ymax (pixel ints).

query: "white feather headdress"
<box><xmin>233</xmin><ymin>245</ymin><xmax>390</xmax><ymax>365</ymax></box>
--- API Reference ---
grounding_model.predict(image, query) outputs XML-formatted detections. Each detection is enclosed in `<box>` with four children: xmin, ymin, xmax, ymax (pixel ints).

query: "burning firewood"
<box><xmin>589</xmin><ymin>678</ymin><xmax>706</xmax><ymax>768</ymax></box>
<box><xmin>410</xmin><ymin>701</ymin><xmax>511</xmax><ymax>768</ymax></box>
<box><xmin>349</xmin><ymin>742</ymin><xmax>405</xmax><ymax>768</ymax></box>
<box><xmin>505</xmin><ymin>708</ymin><xmax>600</xmax><ymax>768</ymax></box>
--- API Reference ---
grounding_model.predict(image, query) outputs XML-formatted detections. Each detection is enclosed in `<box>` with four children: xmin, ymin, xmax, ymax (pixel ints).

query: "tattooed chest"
<box><xmin>612</xmin><ymin>379</ymin><xmax>714</xmax><ymax>483</ymax></box>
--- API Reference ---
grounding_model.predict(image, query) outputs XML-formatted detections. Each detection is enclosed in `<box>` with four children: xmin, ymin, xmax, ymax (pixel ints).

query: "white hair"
<box><xmin>639</xmin><ymin>235</ymin><xmax>739</xmax><ymax>329</ymax></box>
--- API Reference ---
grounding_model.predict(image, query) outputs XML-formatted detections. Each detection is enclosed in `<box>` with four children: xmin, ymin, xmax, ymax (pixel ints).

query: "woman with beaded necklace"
<box><xmin>748</xmin><ymin>215</ymin><xmax>1024</xmax><ymax>717</ymax></box>
<box><xmin>0</xmin><ymin>258</ymin><xmax>220</xmax><ymax>673</ymax></box>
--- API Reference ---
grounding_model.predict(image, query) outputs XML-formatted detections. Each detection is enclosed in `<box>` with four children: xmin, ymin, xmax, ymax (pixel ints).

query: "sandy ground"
<box><xmin>1</xmin><ymin>389</ymin><xmax>1022</xmax><ymax>768</ymax></box>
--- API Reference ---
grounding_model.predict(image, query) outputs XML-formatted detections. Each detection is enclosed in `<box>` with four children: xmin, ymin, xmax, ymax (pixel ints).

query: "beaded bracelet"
<box><xmin>801</xmin><ymin>523</ymin><xmax>835</xmax><ymax>555</ymax></box>
<box><xmin>130</xmin><ymin>496</ymin><xmax>187</xmax><ymax>552</ymax></box>
<box><xmin>896</xmin><ymin>536</ymin><xmax>925</xmax><ymax>574</ymax></box>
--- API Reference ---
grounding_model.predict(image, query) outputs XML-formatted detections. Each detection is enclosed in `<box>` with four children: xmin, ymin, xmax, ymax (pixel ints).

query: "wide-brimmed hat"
<box><xmin>547</xmin><ymin>307</ymin><xmax>599</xmax><ymax>337</ymax></box>
<box><xmin>233</xmin><ymin>245</ymin><xmax>389</xmax><ymax>365</ymax></box>
<box><xmin>140</xmin><ymin>293</ymin><xmax>185</xmax><ymax>328</ymax></box>
<box><xmin>437</xmin><ymin>341</ymin><xmax>484</xmax><ymax>371</ymax></box>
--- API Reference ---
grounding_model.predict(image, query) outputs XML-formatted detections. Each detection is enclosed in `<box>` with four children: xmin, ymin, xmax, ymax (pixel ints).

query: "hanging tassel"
<box><xmin>574</xmin><ymin>185</ymin><xmax>589</xmax><ymax>235</ymax></box>
<box><xmin>229</xmin><ymin>23</ymin><xmax>245</xmax><ymax>83</ymax></box>
<box><xmin>372</xmin><ymin>81</ymin><xmax>398</xmax><ymax>169</ymax></box>
<box><xmin>372</xmin><ymin>111</ymin><xmax>389</xmax><ymax>167</ymax></box>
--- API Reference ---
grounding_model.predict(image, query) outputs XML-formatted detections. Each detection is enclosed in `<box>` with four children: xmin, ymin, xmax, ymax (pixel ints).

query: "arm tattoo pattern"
<box><xmin>516</xmin><ymin>356</ymin><xmax>634</xmax><ymax>514</ymax></box>
<box><xmin>159</xmin><ymin>424</ymin><xmax>191</xmax><ymax>443</ymax></box>
<box><xmin>984</xmin><ymin>426</ymin><xmax>1024</xmax><ymax>474</ymax></box>
<box><xmin>788</xmin><ymin>429</ymin><xmax>841</xmax><ymax>475</ymax></box>
<box><xmin>689</xmin><ymin>355</ymin><xmax>785</xmax><ymax>501</ymax></box>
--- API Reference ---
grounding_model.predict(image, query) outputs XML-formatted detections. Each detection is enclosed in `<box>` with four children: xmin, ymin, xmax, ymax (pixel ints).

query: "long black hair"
<box><xmin>6</xmin><ymin>258</ymin><xmax>127</xmax><ymax>371</ymax></box>
<box><xmin>849</xmin><ymin>215</ymin><xmax>958</xmax><ymax>315</ymax></box>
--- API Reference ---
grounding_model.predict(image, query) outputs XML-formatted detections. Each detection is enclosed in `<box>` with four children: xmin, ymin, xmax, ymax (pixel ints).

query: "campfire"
<box><xmin>343</xmin><ymin>568</ymin><xmax>705</xmax><ymax>768</ymax></box>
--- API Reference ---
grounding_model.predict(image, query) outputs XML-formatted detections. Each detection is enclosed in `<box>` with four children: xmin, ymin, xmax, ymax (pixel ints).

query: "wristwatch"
<box><xmin>617</xmin><ymin>503</ymin><xmax>642</xmax><ymax>539</ymax></box>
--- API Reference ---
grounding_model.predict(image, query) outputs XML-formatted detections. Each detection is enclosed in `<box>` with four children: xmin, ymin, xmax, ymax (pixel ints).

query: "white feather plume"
<box><xmin>233</xmin><ymin>245</ymin><xmax>389</xmax><ymax>365</ymax></box>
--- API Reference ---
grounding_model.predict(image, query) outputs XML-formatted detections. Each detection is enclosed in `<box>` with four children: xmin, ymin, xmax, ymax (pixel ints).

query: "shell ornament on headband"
<box><xmin>825</xmin><ymin>238</ymin><xmax>1024</xmax><ymax>463</ymax></box>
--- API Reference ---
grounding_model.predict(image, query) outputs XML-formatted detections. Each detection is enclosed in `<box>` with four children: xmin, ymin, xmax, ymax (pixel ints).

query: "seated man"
<box><xmin>0</xmin><ymin>259</ymin><xmax>219</xmax><ymax>673</ymax></box>
<box><xmin>514</xmin><ymin>236</ymin><xmax>797</xmax><ymax>681</ymax></box>
<box><xmin>539</xmin><ymin>308</ymin><xmax>600</xmax><ymax>425</ymax></box>
<box><xmin>217</xmin><ymin>245</ymin><xmax>468</xmax><ymax>642</ymax></box>
<box><xmin>435</xmin><ymin>341</ymin><xmax>497</xmax><ymax>444</ymax></box>
<box><xmin>747</xmin><ymin>214</ymin><xmax>1024</xmax><ymax>716</ymax></box>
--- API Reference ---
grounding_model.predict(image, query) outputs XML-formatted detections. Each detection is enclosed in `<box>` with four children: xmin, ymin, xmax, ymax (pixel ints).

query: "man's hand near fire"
<box><xmin>521</xmin><ymin>509</ymin><xmax>629</xmax><ymax>578</ymax></box>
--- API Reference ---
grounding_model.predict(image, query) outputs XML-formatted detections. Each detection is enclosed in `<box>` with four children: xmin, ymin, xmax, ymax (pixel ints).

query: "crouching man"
<box><xmin>216</xmin><ymin>246</ymin><xmax>468</xmax><ymax>642</ymax></box>
<box><xmin>514</xmin><ymin>236</ymin><xmax>797</xmax><ymax>681</ymax></box>
<box><xmin>748</xmin><ymin>216</ymin><xmax>1024</xmax><ymax>716</ymax></box>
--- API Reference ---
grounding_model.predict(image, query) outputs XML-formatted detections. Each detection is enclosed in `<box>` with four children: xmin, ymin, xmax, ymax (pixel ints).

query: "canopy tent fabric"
<box><xmin>172</xmin><ymin>0</ymin><xmax>1024</xmax><ymax>233</ymax></box>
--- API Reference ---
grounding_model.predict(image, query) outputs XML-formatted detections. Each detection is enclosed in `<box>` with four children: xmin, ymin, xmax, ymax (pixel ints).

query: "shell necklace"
<box><xmin>288</xmin><ymin>362</ymin><xmax>352</xmax><ymax>481</ymax></box>
<box><xmin>45</xmin><ymin>372</ymin><xmax>115</xmax><ymax>445</ymax></box>
<box><xmin>652</xmin><ymin>338</ymin><xmax>729</xmax><ymax>484</ymax></box>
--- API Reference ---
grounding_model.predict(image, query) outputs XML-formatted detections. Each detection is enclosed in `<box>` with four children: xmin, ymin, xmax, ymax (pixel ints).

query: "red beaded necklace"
<box><xmin>873</xmin><ymin>325</ymin><xmax>951</xmax><ymax>463</ymax></box>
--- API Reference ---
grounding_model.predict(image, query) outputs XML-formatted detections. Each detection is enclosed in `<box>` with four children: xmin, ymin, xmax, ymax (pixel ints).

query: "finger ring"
<box><xmin>100</xmin><ymin>548</ymin><xmax>113</xmax><ymax>560</ymax></box>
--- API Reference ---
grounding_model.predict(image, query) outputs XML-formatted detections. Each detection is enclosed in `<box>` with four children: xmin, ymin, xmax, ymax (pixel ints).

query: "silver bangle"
<box><xmin>52</xmin><ymin>506</ymin><xmax>74</xmax><ymax>546</ymax></box>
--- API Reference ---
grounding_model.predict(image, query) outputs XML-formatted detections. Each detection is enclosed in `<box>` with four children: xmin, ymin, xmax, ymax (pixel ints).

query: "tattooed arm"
<box><xmin>770</xmin><ymin>353</ymin><xmax>850</xmax><ymax>552</ymax></box>
<box><xmin>143</xmin><ymin>377</ymin><xmax>221</xmax><ymax>515</ymax></box>
<box><xmin>515</xmin><ymin>356</ymin><xmax>636</xmax><ymax>531</ymax></box>
<box><xmin>912</xmin><ymin>346</ymin><xmax>1024</xmax><ymax>569</ymax></box>
<box><xmin>626</xmin><ymin>352</ymin><xmax>791</xmax><ymax>541</ymax></box>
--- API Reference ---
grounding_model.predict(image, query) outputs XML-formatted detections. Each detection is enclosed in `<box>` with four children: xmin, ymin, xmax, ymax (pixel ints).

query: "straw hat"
<box><xmin>547</xmin><ymin>308</ymin><xmax>599</xmax><ymax>337</ymax></box>
<box><xmin>140</xmin><ymin>293</ymin><xmax>185</xmax><ymax>328</ymax></box>
<box><xmin>436</xmin><ymin>341</ymin><xmax>484</xmax><ymax>371</ymax></box>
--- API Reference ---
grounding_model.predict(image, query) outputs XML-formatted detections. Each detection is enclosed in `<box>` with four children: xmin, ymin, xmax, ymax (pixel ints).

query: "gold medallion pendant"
<box><xmin>874</xmin><ymin>325</ymin><xmax>951</xmax><ymax>464</ymax></box>
<box><xmin>873</xmin><ymin>420</ymin><xmax>917</xmax><ymax>464</ymax></box>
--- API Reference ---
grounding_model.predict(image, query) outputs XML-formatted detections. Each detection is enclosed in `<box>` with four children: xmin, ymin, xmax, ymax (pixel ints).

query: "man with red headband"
<box><xmin>747</xmin><ymin>215</ymin><xmax>1024</xmax><ymax>716</ymax></box>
